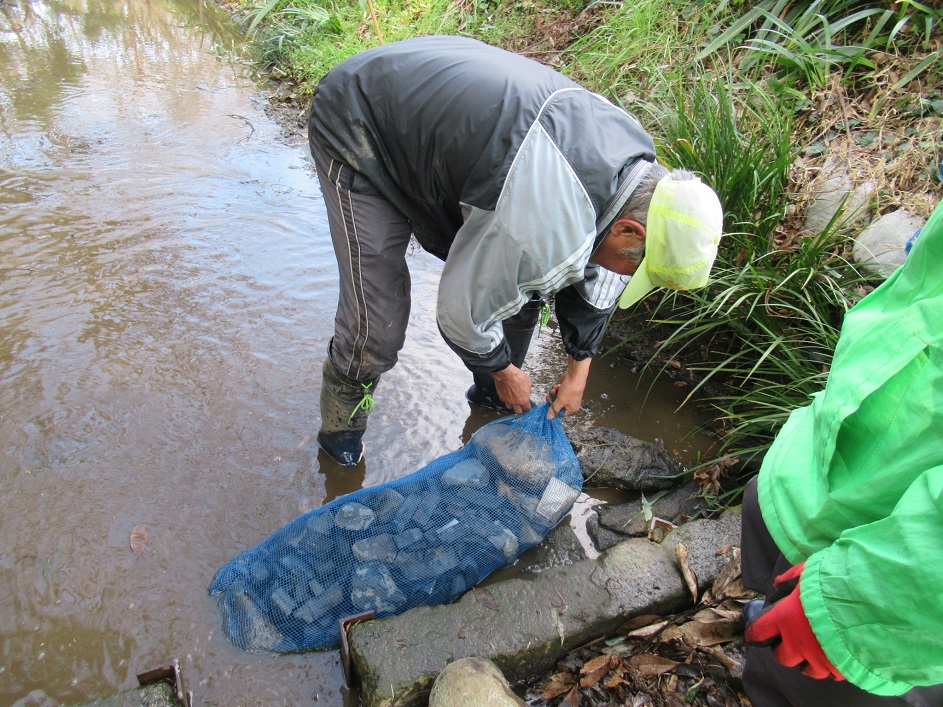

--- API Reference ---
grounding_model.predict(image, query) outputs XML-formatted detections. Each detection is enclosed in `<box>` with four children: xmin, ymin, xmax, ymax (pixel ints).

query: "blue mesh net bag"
<box><xmin>209</xmin><ymin>402</ymin><xmax>583</xmax><ymax>653</ymax></box>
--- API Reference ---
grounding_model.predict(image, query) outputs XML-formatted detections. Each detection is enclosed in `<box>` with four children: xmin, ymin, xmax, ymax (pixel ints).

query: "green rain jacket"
<box><xmin>757</xmin><ymin>201</ymin><xmax>943</xmax><ymax>695</ymax></box>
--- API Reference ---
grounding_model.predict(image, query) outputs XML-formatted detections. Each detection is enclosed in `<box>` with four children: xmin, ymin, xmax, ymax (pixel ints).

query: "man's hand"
<box><xmin>744</xmin><ymin>563</ymin><xmax>844</xmax><ymax>681</ymax></box>
<box><xmin>490</xmin><ymin>365</ymin><xmax>533</xmax><ymax>414</ymax></box>
<box><xmin>546</xmin><ymin>356</ymin><xmax>591</xmax><ymax>419</ymax></box>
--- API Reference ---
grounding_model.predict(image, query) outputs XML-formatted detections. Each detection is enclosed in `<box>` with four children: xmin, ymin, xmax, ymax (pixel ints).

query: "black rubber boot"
<box><xmin>317</xmin><ymin>356</ymin><xmax>379</xmax><ymax>466</ymax></box>
<box><xmin>466</xmin><ymin>298</ymin><xmax>542</xmax><ymax>413</ymax></box>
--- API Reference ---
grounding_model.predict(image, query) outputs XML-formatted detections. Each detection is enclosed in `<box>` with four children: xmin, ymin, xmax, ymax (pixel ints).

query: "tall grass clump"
<box><xmin>562</xmin><ymin>0</ymin><xmax>721</xmax><ymax>102</ymax></box>
<box><xmin>640</xmin><ymin>228</ymin><xmax>870</xmax><ymax>471</ymax></box>
<box><xmin>231</xmin><ymin>0</ymin><xmax>470</xmax><ymax>88</ymax></box>
<box><xmin>644</xmin><ymin>74</ymin><xmax>794</xmax><ymax>258</ymax></box>
<box><xmin>610</xmin><ymin>73</ymin><xmax>870</xmax><ymax>472</ymax></box>
<box><xmin>698</xmin><ymin>0</ymin><xmax>943</xmax><ymax>103</ymax></box>
<box><xmin>231</xmin><ymin>0</ymin><xmax>589</xmax><ymax>89</ymax></box>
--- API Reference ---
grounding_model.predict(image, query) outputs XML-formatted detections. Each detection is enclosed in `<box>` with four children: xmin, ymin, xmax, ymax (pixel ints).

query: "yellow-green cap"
<box><xmin>618</xmin><ymin>176</ymin><xmax>723</xmax><ymax>309</ymax></box>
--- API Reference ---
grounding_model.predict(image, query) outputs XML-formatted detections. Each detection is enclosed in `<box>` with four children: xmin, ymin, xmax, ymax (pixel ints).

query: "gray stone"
<box><xmin>353</xmin><ymin>534</ymin><xmax>398</xmax><ymax>563</ymax></box>
<box><xmin>220</xmin><ymin>591</ymin><xmax>286</xmax><ymax>652</ymax></box>
<box><xmin>853</xmin><ymin>208</ymin><xmax>925</xmax><ymax>279</ymax></box>
<box><xmin>374</xmin><ymin>488</ymin><xmax>406</xmax><ymax>523</ymax></box>
<box><xmin>520</xmin><ymin>521</ymin><xmax>586</xmax><ymax>574</ymax></box>
<box><xmin>487</xmin><ymin>527</ymin><xmax>519</xmax><ymax>560</ymax></box>
<box><xmin>349</xmin><ymin>509</ymin><xmax>742</xmax><ymax>707</ymax></box>
<box><xmin>270</xmin><ymin>586</ymin><xmax>296</xmax><ymax>615</ymax></box>
<box><xmin>427</xmin><ymin>546</ymin><xmax>459</xmax><ymax>575</ymax></box>
<box><xmin>249</xmin><ymin>559</ymin><xmax>270</xmax><ymax>582</ymax></box>
<box><xmin>517</xmin><ymin>521</ymin><xmax>544</xmax><ymax>548</ymax></box>
<box><xmin>454</xmin><ymin>485</ymin><xmax>506</xmax><ymax>510</ymax></box>
<box><xmin>597</xmin><ymin>483</ymin><xmax>706</xmax><ymax>537</ymax></box>
<box><xmin>432</xmin><ymin>519</ymin><xmax>460</xmax><ymax>544</ymax></box>
<box><xmin>496</xmin><ymin>482</ymin><xmax>548</xmax><ymax>527</ymax></box>
<box><xmin>476</xmin><ymin>424</ymin><xmax>556</xmax><ymax>489</ymax></box>
<box><xmin>277</xmin><ymin>553</ymin><xmax>308</xmax><ymax>574</ymax></box>
<box><xmin>585</xmin><ymin>513</ymin><xmax>632</xmax><ymax>552</ymax></box>
<box><xmin>428</xmin><ymin>657</ymin><xmax>525</xmax><ymax>707</ymax></box>
<box><xmin>411</xmin><ymin>491</ymin><xmax>439</xmax><ymax>529</ymax></box>
<box><xmin>568</xmin><ymin>427</ymin><xmax>684</xmax><ymax>491</ymax></box>
<box><xmin>305</xmin><ymin>510</ymin><xmax>334</xmax><ymax>535</ymax></box>
<box><xmin>351</xmin><ymin>562</ymin><xmax>407</xmax><ymax>614</ymax></box>
<box><xmin>293</xmin><ymin>583</ymin><xmax>344</xmax><ymax>624</ymax></box>
<box><xmin>335</xmin><ymin>502</ymin><xmax>376</xmax><ymax>531</ymax></box>
<box><xmin>394</xmin><ymin>527</ymin><xmax>424</xmax><ymax>550</ymax></box>
<box><xmin>393</xmin><ymin>494</ymin><xmax>421</xmax><ymax>530</ymax></box>
<box><xmin>535</xmin><ymin>478</ymin><xmax>581</xmax><ymax>525</ymax></box>
<box><xmin>804</xmin><ymin>164</ymin><xmax>875</xmax><ymax>234</ymax></box>
<box><xmin>441</xmin><ymin>458</ymin><xmax>490</xmax><ymax>488</ymax></box>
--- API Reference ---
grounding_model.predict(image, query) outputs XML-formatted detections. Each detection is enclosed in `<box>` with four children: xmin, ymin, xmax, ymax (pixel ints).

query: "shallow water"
<box><xmin>0</xmin><ymin>1</ymin><xmax>714</xmax><ymax>703</ymax></box>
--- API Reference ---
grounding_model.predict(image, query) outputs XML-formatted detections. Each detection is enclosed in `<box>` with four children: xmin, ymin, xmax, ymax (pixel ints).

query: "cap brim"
<box><xmin>618</xmin><ymin>258</ymin><xmax>656</xmax><ymax>309</ymax></box>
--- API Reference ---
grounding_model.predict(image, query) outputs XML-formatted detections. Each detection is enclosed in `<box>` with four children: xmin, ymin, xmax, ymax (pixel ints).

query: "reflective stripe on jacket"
<box><xmin>308</xmin><ymin>35</ymin><xmax>656</xmax><ymax>372</ymax></box>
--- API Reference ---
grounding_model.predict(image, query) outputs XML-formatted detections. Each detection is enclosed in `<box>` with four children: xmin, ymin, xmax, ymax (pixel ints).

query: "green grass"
<box><xmin>227</xmin><ymin>0</ymin><xmax>940</xmax><ymax>497</ymax></box>
<box><xmin>609</xmin><ymin>222</ymin><xmax>871</xmax><ymax>474</ymax></box>
<box><xmin>561</xmin><ymin>0</ymin><xmax>721</xmax><ymax>100</ymax></box>
<box><xmin>697</xmin><ymin>0</ymin><xmax>943</xmax><ymax>102</ymax></box>
<box><xmin>230</xmin><ymin>0</ymin><xmax>584</xmax><ymax>90</ymax></box>
<box><xmin>641</xmin><ymin>73</ymin><xmax>795</xmax><ymax>258</ymax></box>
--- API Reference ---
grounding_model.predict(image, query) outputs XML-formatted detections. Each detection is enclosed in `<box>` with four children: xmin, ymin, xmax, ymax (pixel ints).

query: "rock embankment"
<box><xmin>347</xmin><ymin>509</ymin><xmax>741</xmax><ymax>707</ymax></box>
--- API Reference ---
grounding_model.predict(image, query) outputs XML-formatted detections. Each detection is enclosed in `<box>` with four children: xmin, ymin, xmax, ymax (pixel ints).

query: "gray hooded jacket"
<box><xmin>309</xmin><ymin>35</ymin><xmax>656</xmax><ymax>373</ymax></box>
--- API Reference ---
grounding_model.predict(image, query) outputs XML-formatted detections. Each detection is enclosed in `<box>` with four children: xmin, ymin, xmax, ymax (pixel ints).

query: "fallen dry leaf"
<box><xmin>718</xmin><ymin>578</ymin><xmax>750</xmax><ymax>600</ymax></box>
<box><xmin>691</xmin><ymin>607</ymin><xmax>740</xmax><ymax>624</ymax></box>
<box><xmin>130</xmin><ymin>525</ymin><xmax>148</xmax><ymax>555</ymax></box>
<box><xmin>562</xmin><ymin>684</ymin><xmax>579</xmax><ymax>706</ymax></box>
<box><xmin>672</xmin><ymin>619</ymin><xmax>741</xmax><ymax>647</ymax></box>
<box><xmin>472</xmin><ymin>587</ymin><xmax>499</xmax><ymax>612</ymax></box>
<box><xmin>604</xmin><ymin>671</ymin><xmax>631</xmax><ymax>689</ymax></box>
<box><xmin>580</xmin><ymin>654</ymin><xmax>617</xmax><ymax>687</ymax></box>
<box><xmin>630</xmin><ymin>654</ymin><xmax>679</xmax><ymax>677</ymax></box>
<box><xmin>707</xmin><ymin>548</ymin><xmax>742</xmax><ymax>602</ymax></box>
<box><xmin>581</xmin><ymin>654</ymin><xmax>615</xmax><ymax>675</ymax></box>
<box><xmin>618</xmin><ymin>614</ymin><xmax>663</xmax><ymax>633</ymax></box>
<box><xmin>624</xmin><ymin>619</ymin><xmax>670</xmax><ymax>638</ymax></box>
<box><xmin>675</xmin><ymin>543</ymin><xmax>699</xmax><ymax>603</ymax></box>
<box><xmin>536</xmin><ymin>671</ymin><xmax>576</xmax><ymax>700</ymax></box>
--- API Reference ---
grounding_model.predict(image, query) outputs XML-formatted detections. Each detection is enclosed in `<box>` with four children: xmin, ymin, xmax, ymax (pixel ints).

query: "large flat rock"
<box><xmin>348</xmin><ymin>509</ymin><xmax>741</xmax><ymax>707</ymax></box>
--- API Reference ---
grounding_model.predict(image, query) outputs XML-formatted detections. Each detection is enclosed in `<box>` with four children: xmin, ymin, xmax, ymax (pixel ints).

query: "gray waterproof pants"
<box><xmin>741</xmin><ymin>476</ymin><xmax>943</xmax><ymax>706</ymax></box>
<box><xmin>311</xmin><ymin>139</ymin><xmax>538</xmax><ymax>384</ymax></box>
<box><xmin>311</xmin><ymin>138</ymin><xmax>413</xmax><ymax>382</ymax></box>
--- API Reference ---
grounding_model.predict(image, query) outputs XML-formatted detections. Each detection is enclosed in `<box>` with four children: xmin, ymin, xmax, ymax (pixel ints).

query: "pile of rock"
<box><xmin>210</xmin><ymin>423</ymin><xmax>581</xmax><ymax>653</ymax></box>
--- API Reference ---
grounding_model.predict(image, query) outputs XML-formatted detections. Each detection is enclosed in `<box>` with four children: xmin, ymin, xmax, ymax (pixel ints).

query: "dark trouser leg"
<box><xmin>317</xmin><ymin>355</ymin><xmax>378</xmax><ymax>465</ymax></box>
<box><xmin>467</xmin><ymin>297</ymin><xmax>542</xmax><ymax>412</ymax></box>
<box><xmin>740</xmin><ymin>476</ymin><xmax>943</xmax><ymax>706</ymax></box>
<box><xmin>311</xmin><ymin>139</ymin><xmax>412</xmax><ymax>464</ymax></box>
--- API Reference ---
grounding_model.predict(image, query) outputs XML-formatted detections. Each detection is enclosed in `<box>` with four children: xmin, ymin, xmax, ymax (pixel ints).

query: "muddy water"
<box><xmin>0</xmin><ymin>1</ymin><xmax>714</xmax><ymax>704</ymax></box>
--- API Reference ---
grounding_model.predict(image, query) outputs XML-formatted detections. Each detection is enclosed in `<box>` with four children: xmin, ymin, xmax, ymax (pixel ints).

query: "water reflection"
<box><xmin>0</xmin><ymin>0</ymin><xmax>714</xmax><ymax>703</ymax></box>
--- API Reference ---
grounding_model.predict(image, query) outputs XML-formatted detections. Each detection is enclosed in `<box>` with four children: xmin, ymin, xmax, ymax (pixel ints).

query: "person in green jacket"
<box><xmin>741</xmin><ymin>199</ymin><xmax>943</xmax><ymax>705</ymax></box>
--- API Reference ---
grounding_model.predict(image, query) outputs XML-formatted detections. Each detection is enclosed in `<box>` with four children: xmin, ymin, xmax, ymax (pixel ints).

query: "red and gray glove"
<box><xmin>744</xmin><ymin>562</ymin><xmax>845</xmax><ymax>681</ymax></box>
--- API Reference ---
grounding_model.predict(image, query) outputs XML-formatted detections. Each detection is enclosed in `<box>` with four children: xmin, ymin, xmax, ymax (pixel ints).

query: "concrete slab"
<box><xmin>348</xmin><ymin>509</ymin><xmax>742</xmax><ymax>707</ymax></box>
<box><xmin>78</xmin><ymin>682</ymin><xmax>180</xmax><ymax>707</ymax></box>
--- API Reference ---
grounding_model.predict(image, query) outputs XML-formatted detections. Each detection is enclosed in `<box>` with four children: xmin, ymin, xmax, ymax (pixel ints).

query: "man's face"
<box><xmin>589</xmin><ymin>218</ymin><xmax>646</xmax><ymax>274</ymax></box>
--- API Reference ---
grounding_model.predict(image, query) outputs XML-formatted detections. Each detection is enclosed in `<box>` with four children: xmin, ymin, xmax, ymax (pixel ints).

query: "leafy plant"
<box><xmin>697</xmin><ymin>0</ymin><xmax>943</xmax><ymax>94</ymax></box>
<box><xmin>643</xmin><ymin>73</ymin><xmax>795</xmax><ymax>259</ymax></box>
<box><xmin>563</xmin><ymin>0</ymin><xmax>717</xmax><ymax>100</ymax></box>
<box><xmin>240</xmin><ymin>0</ymin><xmax>342</xmax><ymax>70</ymax></box>
<box><xmin>611</xmin><ymin>220</ymin><xmax>870</xmax><ymax>471</ymax></box>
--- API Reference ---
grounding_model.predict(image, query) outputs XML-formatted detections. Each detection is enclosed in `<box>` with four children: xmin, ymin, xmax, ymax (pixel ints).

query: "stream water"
<box><xmin>0</xmin><ymin>1</ymin><xmax>715</xmax><ymax>703</ymax></box>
